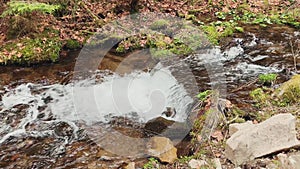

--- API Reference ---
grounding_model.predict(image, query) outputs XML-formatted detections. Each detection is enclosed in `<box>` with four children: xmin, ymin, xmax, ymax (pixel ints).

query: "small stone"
<box><xmin>288</xmin><ymin>153</ymin><xmax>300</xmax><ymax>169</ymax></box>
<box><xmin>277</xmin><ymin>152</ymin><xmax>300</xmax><ymax>169</ymax></box>
<box><xmin>213</xmin><ymin>158</ymin><xmax>222</xmax><ymax>169</ymax></box>
<box><xmin>147</xmin><ymin>136</ymin><xmax>177</xmax><ymax>163</ymax></box>
<box><xmin>188</xmin><ymin>159</ymin><xmax>207</xmax><ymax>169</ymax></box>
<box><xmin>225</xmin><ymin>113</ymin><xmax>300</xmax><ymax>165</ymax></box>
<box><xmin>124</xmin><ymin>162</ymin><xmax>135</xmax><ymax>169</ymax></box>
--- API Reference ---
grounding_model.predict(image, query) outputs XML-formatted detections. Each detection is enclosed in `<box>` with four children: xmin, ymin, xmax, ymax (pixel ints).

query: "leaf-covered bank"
<box><xmin>0</xmin><ymin>0</ymin><xmax>299</xmax><ymax>64</ymax></box>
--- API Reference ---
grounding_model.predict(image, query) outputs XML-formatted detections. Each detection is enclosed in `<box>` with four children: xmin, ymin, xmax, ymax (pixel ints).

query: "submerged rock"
<box><xmin>144</xmin><ymin>116</ymin><xmax>191</xmax><ymax>140</ymax></box>
<box><xmin>144</xmin><ymin>117</ymin><xmax>175</xmax><ymax>134</ymax></box>
<box><xmin>147</xmin><ymin>136</ymin><xmax>177</xmax><ymax>163</ymax></box>
<box><xmin>225</xmin><ymin>113</ymin><xmax>300</xmax><ymax>165</ymax></box>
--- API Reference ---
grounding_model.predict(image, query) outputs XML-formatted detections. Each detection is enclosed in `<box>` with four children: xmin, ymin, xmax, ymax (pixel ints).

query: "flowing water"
<box><xmin>0</xmin><ymin>26</ymin><xmax>299</xmax><ymax>168</ymax></box>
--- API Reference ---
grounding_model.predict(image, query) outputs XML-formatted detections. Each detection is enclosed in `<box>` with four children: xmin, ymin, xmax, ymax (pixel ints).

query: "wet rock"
<box><xmin>144</xmin><ymin>116</ymin><xmax>191</xmax><ymax>140</ymax></box>
<box><xmin>147</xmin><ymin>136</ymin><xmax>177</xmax><ymax>163</ymax></box>
<box><xmin>53</xmin><ymin>121</ymin><xmax>74</xmax><ymax>137</ymax></box>
<box><xmin>86</xmin><ymin>124</ymin><xmax>147</xmax><ymax>157</ymax></box>
<box><xmin>188</xmin><ymin>159</ymin><xmax>207</xmax><ymax>169</ymax></box>
<box><xmin>225</xmin><ymin>113</ymin><xmax>300</xmax><ymax>165</ymax></box>
<box><xmin>144</xmin><ymin>117</ymin><xmax>175</xmax><ymax>134</ymax></box>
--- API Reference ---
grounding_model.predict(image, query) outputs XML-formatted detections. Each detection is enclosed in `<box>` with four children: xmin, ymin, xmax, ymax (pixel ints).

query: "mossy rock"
<box><xmin>150</xmin><ymin>19</ymin><xmax>169</xmax><ymax>30</ymax></box>
<box><xmin>274</xmin><ymin>74</ymin><xmax>300</xmax><ymax>104</ymax></box>
<box><xmin>0</xmin><ymin>36</ymin><xmax>61</xmax><ymax>65</ymax></box>
<box><xmin>150</xmin><ymin>48</ymin><xmax>174</xmax><ymax>58</ymax></box>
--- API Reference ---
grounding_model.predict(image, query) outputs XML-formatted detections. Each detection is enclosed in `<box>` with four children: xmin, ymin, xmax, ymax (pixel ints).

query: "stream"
<box><xmin>0</xmin><ymin>25</ymin><xmax>299</xmax><ymax>168</ymax></box>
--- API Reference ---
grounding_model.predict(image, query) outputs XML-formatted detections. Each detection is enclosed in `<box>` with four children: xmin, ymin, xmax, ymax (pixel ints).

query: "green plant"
<box><xmin>201</xmin><ymin>21</ymin><xmax>236</xmax><ymax>45</ymax></box>
<box><xmin>1</xmin><ymin>1</ymin><xmax>60</xmax><ymax>17</ymax></box>
<box><xmin>178</xmin><ymin>155</ymin><xmax>195</xmax><ymax>163</ymax></box>
<box><xmin>65</xmin><ymin>39</ymin><xmax>81</xmax><ymax>49</ymax></box>
<box><xmin>1</xmin><ymin>1</ymin><xmax>60</xmax><ymax>37</ymax></box>
<box><xmin>258</xmin><ymin>73</ymin><xmax>277</xmax><ymax>86</ymax></box>
<box><xmin>143</xmin><ymin>157</ymin><xmax>159</xmax><ymax>169</ymax></box>
<box><xmin>196</xmin><ymin>90</ymin><xmax>212</xmax><ymax>101</ymax></box>
<box><xmin>215</xmin><ymin>11</ymin><xmax>227</xmax><ymax>20</ymax></box>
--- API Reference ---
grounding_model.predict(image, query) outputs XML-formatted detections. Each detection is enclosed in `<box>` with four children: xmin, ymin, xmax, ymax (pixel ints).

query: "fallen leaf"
<box><xmin>197</xmin><ymin>135</ymin><xmax>202</xmax><ymax>142</ymax></box>
<box><xmin>215</xmin><ymin>153</ymin><xmax>222</xmax><ymax>158</ymax></box>
<box><xmin>211</xmin><ymin>130</ymin><xmax>224</xmax><ymax>141</ymax></box>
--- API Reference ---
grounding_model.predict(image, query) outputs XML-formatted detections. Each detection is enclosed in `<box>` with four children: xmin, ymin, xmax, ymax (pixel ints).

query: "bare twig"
<box><xmin>230</xmin><ymin>78</ymin><xmax>258</xmax><ymax>93</ymax></box>
<box><xmin>290</xmin><ymin>40</ymin><xmax>299</xmax><ymax>71</ymax></box>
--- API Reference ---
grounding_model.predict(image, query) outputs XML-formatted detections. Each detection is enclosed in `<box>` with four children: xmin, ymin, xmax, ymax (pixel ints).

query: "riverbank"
<box><xmin>0</xmin><ymin>0</ymin><xmax>299</xmax><ymax>64</ymax></box>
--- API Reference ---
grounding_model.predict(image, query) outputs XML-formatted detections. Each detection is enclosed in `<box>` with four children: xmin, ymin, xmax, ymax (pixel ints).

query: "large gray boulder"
<box><xmin>225</xmin><ymin>113</ymin><xmax>300</xmax><ymax>165</ymax></box>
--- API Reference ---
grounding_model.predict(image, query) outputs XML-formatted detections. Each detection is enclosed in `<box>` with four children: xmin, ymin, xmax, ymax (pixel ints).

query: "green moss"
<box><xmin>226</xmin><ymin>107</ymin><xmax>247</xmax><ymax>123</ymax></box>
<box><xmin>258</xmin><ymin>73</ymin><xmax>277</xmax><ymax>86</ymax></box>
<box><xmin>274</xmin><ymin>75</ymin><xmax>300</xmax><ymax>105</ymax></box>
<box><xmin>150</xmin><ymin>19</ymin><xmax>169</xmax><ymax>30</ymax></box>
<box><xmin>201</xmin><ymin>21</ymin><xmax>236</xmax><ymax>45</ymax></box>
<box><xmin>155</xmin><ymin>40</ymin><xmax>167</xmax><ymax>49</ymax></box>
<box><xmin>87</xmin><ymin>33</ymin><xmax>125</xmax><ymax>48</ymax></box>
<box><xmin>150</xmin><ymin>48</ymin><xmax>174</xmax><ymax>58</ymax></box>
<box><xmin>0</xmin><ymin>35</ymin><xmax>61</xmax><ymax>65</ymax></box>
<box><xmin>250</xmin><ymin>88</ymin><xmax>268</xmax><ymax>107</ymax></box>
<box><xmin>174</xmin><ymin>30</ymin><xmax>204</xmax><ymax>50</ymax></box>
<box><xmin>65</xmin><ymin>39</ymin><xmax>81</xmax><ymax>49</ymax></box>
<box><xmin>169</xmin><ymin>44</ymin><xmax>192</xmax><ymax>55</ymax></box>
<box><xmin>201</xmin><ymin>25</ymin><xmax>219</xmax><ymax>45</ymax></box>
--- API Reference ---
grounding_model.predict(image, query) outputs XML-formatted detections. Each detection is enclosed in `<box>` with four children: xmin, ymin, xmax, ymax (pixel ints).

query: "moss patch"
<box><xmin>65</xmin><ymin>39</ymin><xmax>81</xmax><ymax>49</ymax></box>
<box><xmin>274</xmin><ymin>74</ymin><xmax>300</xmax><ymax>105</ymax></box>
<box><xmin>0</xmin><ymin>34</ymin><xmax>61</xmax><ymax>65</ymax></box>
<box><xmin>150</xmin><ymin>19</ymin><xmax>169</xmax><ymax>30</ymax></box>
<box><xmin>201</xmin><ymin>21</ymin><xmax>236</xmax><ymax>45</ymax></box>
